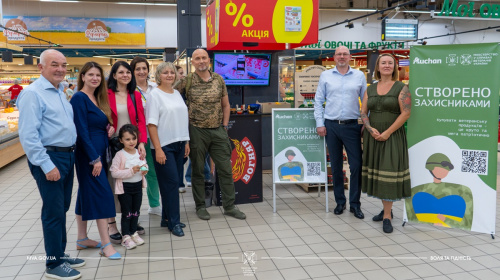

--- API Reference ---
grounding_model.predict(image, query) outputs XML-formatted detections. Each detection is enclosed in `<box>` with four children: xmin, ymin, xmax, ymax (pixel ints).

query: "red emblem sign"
<box><xmin>230</xmin><ymin>137</ymin><xmax>256</xmax><ymax>184</ymax></box>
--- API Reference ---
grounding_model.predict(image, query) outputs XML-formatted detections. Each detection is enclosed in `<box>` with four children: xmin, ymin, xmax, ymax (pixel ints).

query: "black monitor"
<box><xmin>24</xmin><ymin>55</ymin><xmax>34</xmax><ymax>65</ymax></box>
<box><xmin>2</xmin><ymin>51</ymin><xmax>13</xmax><ymax>62</ymax></box>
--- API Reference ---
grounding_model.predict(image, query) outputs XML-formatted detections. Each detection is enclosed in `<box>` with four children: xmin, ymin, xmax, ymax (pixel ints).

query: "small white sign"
<box><xmin>285</xmin><ymin>6</ymin><xmax>302</xmax><ymax>32</ymax></box>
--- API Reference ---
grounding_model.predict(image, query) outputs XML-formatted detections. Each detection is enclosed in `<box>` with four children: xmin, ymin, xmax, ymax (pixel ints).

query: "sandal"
<box><xmin>137</xmin><ymin>224</ymin><xmax>145</xmax><ymax>235</ymax></box>
<box><xmin>99</xmin><ymin>242</ymin><xmax>121</xmax><ymax>260</ymax></box>
<box><xmin>108</xmin><ymin>221</ymin><xmax>122</xmax><ymax>244</ymax></box>
<box><xmin>76</xmin><ymin>237</ymin><xmax>101</xmax><ymax>250</ymax></box>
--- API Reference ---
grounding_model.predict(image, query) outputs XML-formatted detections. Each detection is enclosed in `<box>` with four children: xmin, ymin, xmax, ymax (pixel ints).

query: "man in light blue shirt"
<box><xmin>314</xmin><ymin>46</ymin><xmax>367</xmax><ymax>219</ymax></box>
<box><xmin>17</xmin><ymin>49</ymin><xmax>84</xmax><ymax>280</ymax></box>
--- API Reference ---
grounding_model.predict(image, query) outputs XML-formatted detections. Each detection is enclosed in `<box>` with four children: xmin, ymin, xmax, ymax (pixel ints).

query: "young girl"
<box><xmin>110</xmin><ymin>124</ymin><xmax>148</xmax><ymax>249</ymax></box>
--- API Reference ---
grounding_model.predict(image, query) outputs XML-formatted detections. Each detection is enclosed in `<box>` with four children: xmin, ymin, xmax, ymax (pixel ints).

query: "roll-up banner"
<box><xmin>404</xmin><ymin>43</ymin><xmax>500</xmax><ymax>235</ymax></box>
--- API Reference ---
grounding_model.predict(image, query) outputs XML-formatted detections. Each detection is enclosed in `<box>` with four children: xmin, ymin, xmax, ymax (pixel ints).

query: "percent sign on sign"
<box><xmin>225</xmin><ymin>1</ymin><xmax>254</xmax><ymax>27</ymax></box>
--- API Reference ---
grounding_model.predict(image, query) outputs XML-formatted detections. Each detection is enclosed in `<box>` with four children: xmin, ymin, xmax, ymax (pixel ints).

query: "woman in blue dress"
<box><xmin>70</xmin><ymin>62</ymin><xmax>121</xmax><ymax>260</ymax></box>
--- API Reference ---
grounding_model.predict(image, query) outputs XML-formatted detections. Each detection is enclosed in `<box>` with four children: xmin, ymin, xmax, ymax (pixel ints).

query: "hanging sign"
<box><xmin>206</xmin><ymin>0</ymin><xmax>319</xmax><ymax>50</ymax></box>
<box><xmin>1</xmin><ymin>16</ymin><xmax>145</xmax><ymax>46</ymax></box>
<box><xmin>439</xmin><ymin>0</ymin><xmax>500</xmax><ymax>19</ymax></box>
<box><xmin>404</xmin><ymin>43</ymin><xmax>500</xmax><ymax>235</ymax></box>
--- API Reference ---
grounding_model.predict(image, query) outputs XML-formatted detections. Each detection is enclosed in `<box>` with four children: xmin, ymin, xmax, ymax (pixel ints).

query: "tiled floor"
<box><xmin>1</xmin><ymin>155</ymin><xmax>500</xmax><ymax>280</ymax></box>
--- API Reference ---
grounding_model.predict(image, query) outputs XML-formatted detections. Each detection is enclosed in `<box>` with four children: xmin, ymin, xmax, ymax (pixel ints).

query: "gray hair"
<box><xmin>39</xmin><ymin>49</ymin><xmax>64</xmax><ymax>66</ymax></box>
<box><xmin>155</xmin><ymin>62</ymin><xmax>178</xmax><ymax>85</ymax></box>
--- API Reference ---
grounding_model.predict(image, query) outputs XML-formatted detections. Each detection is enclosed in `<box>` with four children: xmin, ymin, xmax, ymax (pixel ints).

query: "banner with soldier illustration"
<box><xmin>272</xmin><ymin>108</ymin><xmax>326</xmax><ymax>184</ymax></box>
<box><xmin>404</xmin><ymin>43</ymin><xmax>500</xmax><ymax>234</ymax></box>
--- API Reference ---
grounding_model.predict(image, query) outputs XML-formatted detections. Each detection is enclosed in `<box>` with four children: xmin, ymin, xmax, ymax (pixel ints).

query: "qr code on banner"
<box><xmin>307</xmin><ymin>162</ymin><xmax>321</xmax><ymax>177</ymax></box>
<box><xmin>461</xmin><ymin>150</ymin><xmax>488</xmax><ymax>175</ymax></box>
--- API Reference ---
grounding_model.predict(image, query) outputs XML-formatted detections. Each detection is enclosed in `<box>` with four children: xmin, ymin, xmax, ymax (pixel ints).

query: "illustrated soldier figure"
<box><xmin>278</xmin><ymin>149</ymin><xmax>304</xmax><ymax>181</ymax></box>
<box><xmin>405</xmin><ymin>153</ymin><xmax>473</xmax><ymax>230</ymax></box>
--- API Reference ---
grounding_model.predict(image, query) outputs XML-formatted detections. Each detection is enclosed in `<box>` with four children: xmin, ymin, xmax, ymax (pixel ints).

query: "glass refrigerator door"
<box><xmin>278</xmin><ymin>55</ymin><xmax>295</xmax><ymax>107</ymax></box>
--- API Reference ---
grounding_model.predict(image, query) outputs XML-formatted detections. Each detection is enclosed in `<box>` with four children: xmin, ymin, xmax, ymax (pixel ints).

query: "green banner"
<box><xmin>272</xmin><ymin>108</ymin><xmax>326</xmax><ymax>183</ymax></box>
<box><xmin>405</xmin><ymin>43</ymin><xmax>500</xmax><ymax>234</ymax></box>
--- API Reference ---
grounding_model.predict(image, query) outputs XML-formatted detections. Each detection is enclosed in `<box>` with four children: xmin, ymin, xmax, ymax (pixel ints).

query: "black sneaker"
<box><xmin>373</xmin><ymin>210</ymin><xmax>393</xmax><ymax>222</ymax></box>
<box><xmin>383</xmin><ymin>219</ymin><xmax>393</xmax><ymax>233</ymax></box>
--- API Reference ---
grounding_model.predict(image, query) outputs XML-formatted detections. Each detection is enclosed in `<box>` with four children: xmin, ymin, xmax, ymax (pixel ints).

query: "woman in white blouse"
<box><xmin>146</xmin><ymin>62</ymin><xmax>189</xmax><ymax>237</ymax></box>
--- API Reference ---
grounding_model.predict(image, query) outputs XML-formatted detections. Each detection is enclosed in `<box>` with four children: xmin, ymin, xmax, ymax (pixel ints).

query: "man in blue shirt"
<box><xmin>314</xmin><ymin>46</ymin><xmax>367</xmax><ymax>219</ymax></box>
<box><xmin>18</xmin><ymin>49</ymin><xmax>84</xmax><ymax>280</ymax></box>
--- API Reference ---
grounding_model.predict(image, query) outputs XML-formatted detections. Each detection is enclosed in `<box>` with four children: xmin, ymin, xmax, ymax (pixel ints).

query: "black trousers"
<box><xmin>325</xmin><ymin>120</ymin><xmax>362</xmax><ymax>207</ymax></box>
<box><xmin>118</xmin><ymin>181</ymin><xmax>143</xmax><ymax>236</ymax></box>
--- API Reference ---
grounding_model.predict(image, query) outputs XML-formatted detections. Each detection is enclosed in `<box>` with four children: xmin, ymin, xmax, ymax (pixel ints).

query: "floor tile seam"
<box><xmin>251</xmin><ymin>188</ymin><xmax>329</xmax><ymax>257</ymax></box>
<box><xmin>264</xmin><ymin>182</ymin><xmax>333</xmax><ymax>231</ymax></box>
<box><xmin>358</xmin><ymin>268</ymin><xmax>397</xmax><ymax>279</ymax></box>
<box><xmin>179</xmin><ymin>192</ymin><xmax>223</xmax><ymax>277</ymax></box>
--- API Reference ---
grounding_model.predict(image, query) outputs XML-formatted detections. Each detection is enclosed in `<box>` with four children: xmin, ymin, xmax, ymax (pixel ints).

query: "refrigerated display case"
<box><xmin>0</xmin><ymin>108</ymin><xmax>24</xmax><ymax>168</ymax></box>
<box><xmin>278</xmin><ymin>55</ymin><xmax>295</xmax><ymax>106</ymax></box>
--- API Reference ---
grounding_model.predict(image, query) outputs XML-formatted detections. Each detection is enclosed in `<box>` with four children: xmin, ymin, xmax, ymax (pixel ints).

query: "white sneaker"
<box><xmin>148</xmin><ymin>206</ymin><xmax>162</xmax><ymax>216</ymax></box>
<box><xmin>179</xmin><ymin>187</ymin><xmax>186</xmax><ymax>193</ymax></box>
<box><xmin>121</xmin><ymin>236</ymin><xmax>137</xmax><ymax>250</ymax></box>
<box><xmin>186</xmin><ymin>182</ymin><xmax>192</xmax><ymax>187</ymax></box>
<box><xmin>131</xmin><ymin>232</ymin><xmax>145</xmax><ymax>246</ymax></box>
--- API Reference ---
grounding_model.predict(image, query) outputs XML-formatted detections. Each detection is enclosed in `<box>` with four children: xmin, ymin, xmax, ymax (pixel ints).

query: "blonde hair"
<box><xmin>155</xmin><ymin>62</ymin><xmax>178</xmax><ymax>85</ymax></box>
<box><xmin>374</xmin><ymin>53</ymin><xmax>399</xmax><ymax>81</ymax></box>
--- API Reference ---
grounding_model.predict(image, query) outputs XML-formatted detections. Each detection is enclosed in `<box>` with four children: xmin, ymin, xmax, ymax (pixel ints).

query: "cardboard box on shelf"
<box><xmin>257</xmin><ymin>101</ymin><xmax>291</xmax><ymax>114</ymax></box>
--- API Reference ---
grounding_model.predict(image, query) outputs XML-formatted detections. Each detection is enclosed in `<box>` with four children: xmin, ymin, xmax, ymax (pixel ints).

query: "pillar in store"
<box><xmin>366</xmin><ymin>49</ymin><xmax>379</xmax><ymax>84</ymax></box>
<box><xmin>177</xmin><ymin>0</ymin><xmax>202</xmax><ymax>52</ymax></box>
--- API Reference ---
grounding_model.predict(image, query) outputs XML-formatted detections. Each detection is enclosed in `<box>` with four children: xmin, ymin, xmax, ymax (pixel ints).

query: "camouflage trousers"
<box><xmin>189</xmin><ymin>124</ymin><xmax>236</xmax><ymax>211</ymax></box>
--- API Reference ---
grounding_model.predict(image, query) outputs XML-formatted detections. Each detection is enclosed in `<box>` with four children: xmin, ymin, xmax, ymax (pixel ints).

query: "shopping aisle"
<box><xmin>0</xmin><ymin>156</ymin><xmax>499</xmax><ymax>280</ymax></box>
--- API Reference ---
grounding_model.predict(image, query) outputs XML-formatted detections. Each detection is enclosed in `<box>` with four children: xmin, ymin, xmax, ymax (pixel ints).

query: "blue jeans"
<box><xmin>152</xmin><ymin>142</ymin><xmax>184</xmax><ymax>230</ymax></box>
<box><xmin>325</xmin><ymin>120</ymin><xmax>362</xmax><ymax>207</ymax></box>
<box><xmin>28</xmin><ymin>151</ymin><xmax>75</xmax><ymax>269</ymax></box>
<box><xmin>185</xmin><ymin>154</ymin><xmax>211</xmax><ymax>183</ymax></box>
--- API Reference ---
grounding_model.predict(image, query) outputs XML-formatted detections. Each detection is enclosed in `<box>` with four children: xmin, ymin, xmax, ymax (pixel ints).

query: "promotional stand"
<box><xmin>272</xmin><ymin>108</ymin><xmax>328</xmax><ymax>213</ymax></box>
<box><xmin>214</xmin><ymin>114</ymin><xmax>263</xmax><ymax>205</ymax></box>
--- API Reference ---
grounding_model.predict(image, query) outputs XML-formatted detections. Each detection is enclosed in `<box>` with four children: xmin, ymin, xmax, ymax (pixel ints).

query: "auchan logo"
<box><xmin>3</xmin><ymin>19</ymin><xmax>30</xmax><ymax>41</ymax></box>
<box><xmin>412</xmin><ymin>57</ymin><xmax>443</xmax><ymax>65</ymax></box>
<box><xmin>85</xmin><ymin>20</ymin><xmax>110</xmax><ymax>42</ymax></box>
<box><xmin>275</xmin><ymin>114</ymin><xmax>292</xmax><ymax>119</ymax></box>
<box><xmin>230</xmin><ymin>137</ymin><xmax>256</xmax><ymax>184</ymax></box>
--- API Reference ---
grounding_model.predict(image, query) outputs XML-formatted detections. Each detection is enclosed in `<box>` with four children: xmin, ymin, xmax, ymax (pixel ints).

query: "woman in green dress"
<box><xmin>360</xmin><ymin>54</ymin><xmax>412</xmax><ymax>233</ymax></box>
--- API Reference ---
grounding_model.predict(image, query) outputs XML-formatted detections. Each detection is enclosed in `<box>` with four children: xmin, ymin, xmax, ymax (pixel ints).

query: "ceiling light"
<box><xmin>346</xmin><ymin>9</ymin><xmax>377</xmax><ymax>12</ymax></box>
<box><xmin>40</xmin><ymin>0</ymin><xmax>80</xmax><ymax>3</ymax></box>
<box><xmin>115</xmin><ymin>2</ymin><xmax>176</xmax><ymax>5</ymax></box>
<box><xmin>41</xmin><ymin>0</ymin><xmax>175</xmax><ymax>5</ymax></box>
<box><xmin>403</xmin><ymin>10</ymin><xmax>431</xmax><ymax>14</ymax></box>
<box><xmin>94</xmin><ymin>53</ymin><xmax>163</xmax><ymax>59</ymax></box>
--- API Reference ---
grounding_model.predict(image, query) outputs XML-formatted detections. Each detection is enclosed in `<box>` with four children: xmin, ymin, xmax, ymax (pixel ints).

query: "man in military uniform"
<box><xmin>278</xmin><ymin>149</ymin><xmax>304</xmax><ymax>181</ymax></box>
<box><xmin>175</xmin><ymin>49</ymin><xmax>246</xmax><ymax>221</ymax></box>
<box><xmin>405</xmin><ymin>153</ymin><xmax>473</xmax><ymax>230</ymax></box>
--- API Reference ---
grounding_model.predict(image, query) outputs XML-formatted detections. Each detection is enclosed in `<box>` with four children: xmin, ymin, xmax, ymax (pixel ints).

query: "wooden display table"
<box><xmin>0</xmin><ymin>137</ymin><xmax>25</xmax><ymax>168</ymax></box>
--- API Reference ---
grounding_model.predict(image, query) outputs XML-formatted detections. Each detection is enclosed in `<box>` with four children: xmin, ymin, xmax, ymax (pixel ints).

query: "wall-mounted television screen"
<box><xmin>382</xmin><ymin>19</ymin><xmax>418</xmax><ymax>41</ymax></box>
<box><xmin>213</xmin><ymin>53</ymin><xmax>271</xmax><ymax>86</ymax></box>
